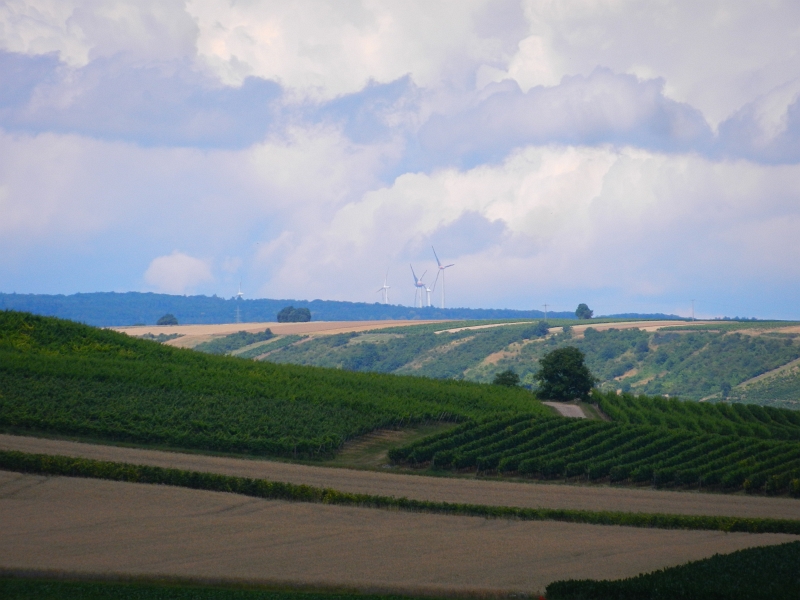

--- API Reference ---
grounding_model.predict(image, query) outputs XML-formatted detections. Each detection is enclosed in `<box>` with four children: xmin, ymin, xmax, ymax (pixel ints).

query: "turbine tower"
<box><xmin>410</xmin><ymin>264</ymin><xmax>427</xmax><ymax>308</ymax></box>
<box><xmin>376</xmin><ymin>270</ymin><xmax>390</xmax><ymax>304</ymax></box>
<box><xmin>235</xmin><ymin>281</ymin><xmax>244</xmax><ymax>323</ymax></box>
<box><xmin>432</xmin><ymin>246</ymin><xmax>454</xmax><ymax>309</ymax></box>
<box><xmin>425</xmin><ymin>271</ymin><xmax>440</xmax><ymax>308</ymax></box>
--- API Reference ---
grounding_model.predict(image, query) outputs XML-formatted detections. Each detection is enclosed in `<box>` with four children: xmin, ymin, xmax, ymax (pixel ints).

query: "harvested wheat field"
<box><xmin>0</xmin><ymin>471</ymin><xmax>795</xmax><ymax>596</ymax></box>
<box><xmin>113</xmin><ymin>320</ymin><xmax>447</xmax><ymax>348</ymax></box>
<box><xmin>3</xmin><ymin>435</ymin><xmax>798</xmax><ymax>521</ymax></box>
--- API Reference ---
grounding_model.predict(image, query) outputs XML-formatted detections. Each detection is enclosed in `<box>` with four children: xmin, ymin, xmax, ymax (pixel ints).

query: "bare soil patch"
<box><xmin>2</xmin><ymin>435</ymin><xmax>798</xmax><ymax>520</ymax></box>
<box><xmin>1</xmin><ymin>472</ymin><xmax>794</xmax><ymax>596</ymax></box>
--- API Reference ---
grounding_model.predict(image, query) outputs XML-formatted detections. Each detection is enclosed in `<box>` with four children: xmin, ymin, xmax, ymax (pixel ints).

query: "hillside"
<box><xmin>0</xmin><ymin>311</ymin><xmax>547</xmax><ymax>457</ymax></box>
<box><xmin>255</xmin><ymin>319</ymin><xmax>800</xmax><ymax>406</ymax></box>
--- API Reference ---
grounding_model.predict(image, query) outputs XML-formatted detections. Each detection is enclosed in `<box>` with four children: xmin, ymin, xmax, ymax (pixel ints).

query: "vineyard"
<box><xmin>593</xmin><ymin>390</ymin><xmax>800</xmax><ymax>441</ymax></box>
<box><xmin>389</xmin><ymin>415</ymin><xmax>800</xmax><ymax>495</ymax></box>
<box><xmin>0</xmin><ymin>311</ymin><xmax>547</xmax><ymax>458</ymax></box>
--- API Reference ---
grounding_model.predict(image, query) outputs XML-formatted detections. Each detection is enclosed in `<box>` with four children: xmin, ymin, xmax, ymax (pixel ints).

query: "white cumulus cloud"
<box><xmin>144</xmin><ymin>251</ymin><xmax>213</xmax><ymax>294</ymax></box>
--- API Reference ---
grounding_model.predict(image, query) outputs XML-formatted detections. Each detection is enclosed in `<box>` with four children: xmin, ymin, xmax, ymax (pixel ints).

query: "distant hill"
<box><xmin>259</xmin><ymin>319</ymin><xmax>800</xmax><ymax>407</ymax></box>
<box><xmin>0</xmin><ymin>291</ymin><xmax>581</xmax><ymax>327</ymax></box>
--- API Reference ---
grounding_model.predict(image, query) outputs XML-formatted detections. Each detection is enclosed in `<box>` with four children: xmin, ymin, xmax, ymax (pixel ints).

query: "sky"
<box><xmin>1</xmin><ymin>1</ymin><xmax>799</xmax><ymax>318</ymax></box>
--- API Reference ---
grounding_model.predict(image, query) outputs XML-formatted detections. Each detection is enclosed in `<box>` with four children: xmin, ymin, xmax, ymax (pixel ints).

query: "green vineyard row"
<box><xmin>389</xmin><ymin>416</ymin><xmax>800</xmax><ymax>495</ymax></box>
<box><xmin>593</xmin><ymin>390</ymin><xmax>800</xmax><ymax>441</ymax></box>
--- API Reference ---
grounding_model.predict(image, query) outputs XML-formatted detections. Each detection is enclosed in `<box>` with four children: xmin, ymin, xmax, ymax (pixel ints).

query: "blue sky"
<box><xmin>1</xmin><ymin>1</ymin><xmax>800</xmax><ymax>318</ymax></box>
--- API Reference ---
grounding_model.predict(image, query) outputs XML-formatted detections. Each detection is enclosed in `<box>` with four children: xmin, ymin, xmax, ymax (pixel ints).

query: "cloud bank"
<box><xmin>1</xmin><ymin>0</ymin><xmax>800</xmax><ymax>318</ymax></box>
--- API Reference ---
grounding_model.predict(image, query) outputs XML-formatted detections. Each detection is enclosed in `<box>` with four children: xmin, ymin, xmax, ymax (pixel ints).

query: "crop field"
<box><xmin>594</xmin><ymin>391</ymin><xmax>800</xmax><ymax>440</ymax></box>
<box><xmin>2</xmin><ymin>471</ymin><xmax>795</xmax><ymax>596</ymax></box>
<box><xmin>0</xmin><ymin>312</ymin><xmax>547</xmax><ymax>458</ymax></box>
<box><xmin>3</xmin><ymin>541</ymin><xmax>798</xmax><ymax>600</ymax></box>
<box><xmin>390</xmin><ymin>414</ymin><xmax>800</xmax><ymax>495</ymax></box>
<box><xmin>114</xmin><ymin>320</ymin><xmax>449</xmax><ymax>349</ymax></box>
<box><xmin>4</xmin><ymin>434</ymin><xmax>800</xmax><ymax>520</ymax></box>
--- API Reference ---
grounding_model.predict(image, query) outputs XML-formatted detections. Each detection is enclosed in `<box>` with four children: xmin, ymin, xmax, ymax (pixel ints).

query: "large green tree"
<box><xmin>575</xmin><ymin>303</ymin><xmax>593</xmax><ymax>319</ymax></box>
<box><xmin>534</xmin><ymin>346</ymin><xmax>596</xmax><ymax>401</ymax></box>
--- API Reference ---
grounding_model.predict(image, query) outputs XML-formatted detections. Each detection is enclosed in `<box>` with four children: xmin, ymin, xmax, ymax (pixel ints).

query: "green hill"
<box><xmin>0</xmin><ymin>311</ymin><xmax>546</xmax><ymax>457</ymax></box>
<box><xmin>250</xmin><ymin>320</ymin><xmax>800</xmax><ymax>407</ymax></box>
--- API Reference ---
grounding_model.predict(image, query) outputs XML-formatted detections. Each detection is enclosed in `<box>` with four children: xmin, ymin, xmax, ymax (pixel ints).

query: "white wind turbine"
<box><xmin>425</xmin><ymin>271</ymin><xmax>440</xmax><ymax>308</ymax></box>
<box><xmin>432</xmin><ymin>247</ymin><xmax>454</xmax><ymax>309</ymax></box>
<box><xmin>410</xmin><ymin>264</ymin><xmax>427</xmax><ymax>308</ymax></box>
<box><xmin>235</xmin><ymin>281</ymin><xmax>244</xmax><ymax>323</ymax></box>
<box><xmin>376</xmin><ymin>270</ymin><xmax>390</xmax><ymax>304</ymax></box>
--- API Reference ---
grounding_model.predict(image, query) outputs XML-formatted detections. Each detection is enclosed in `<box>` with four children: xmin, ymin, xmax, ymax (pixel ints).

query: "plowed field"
<box><xmin>2</xmin><ymin>435</ymin><xmax>798</xmax><ymax>520</ymax></box>
<box><xmin>1</xmin><ymin>471</ymin><xmax>795</xmax><ymax>596</ymax></box>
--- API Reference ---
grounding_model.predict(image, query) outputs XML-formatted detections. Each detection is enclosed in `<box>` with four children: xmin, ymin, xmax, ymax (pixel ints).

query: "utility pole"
<box><xmin>691</xmin><ymin>299</ymin><xmax>695</xmax><ymax>322</ymax></box>
<box><xmin>542</xmin><ymin>303</ymin><xmax>549</xmax><ymax>321</ymax></box>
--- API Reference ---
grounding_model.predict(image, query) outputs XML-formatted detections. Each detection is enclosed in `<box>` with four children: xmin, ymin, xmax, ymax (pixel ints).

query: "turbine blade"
<box><xmin>432</xmin><ymin>246</ymin><xmax>442</xmax><ymax>267</ymax></box>
<box><xmin>444</xmin><ymin>263</ymin><xmax>455</xmax><ymax>269</ymax></box>
<box><xmin>431</xmin><ymin>270</ymin><xmax>440</xmax><ymax>292</ymax></box>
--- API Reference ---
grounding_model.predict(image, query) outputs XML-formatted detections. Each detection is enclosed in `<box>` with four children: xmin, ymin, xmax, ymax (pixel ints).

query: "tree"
<box><xmin>277</xmin><ymin>306</ymin><xmax>312</xmax><ymax>323</ymax></box>
<box><xmin>156</xmin><ymin>313</ymin><xmax>178</xmax><ymax>326</ymax></box>
<box><xmin>493</xmin><ymin>369</ymin><xmax>520</xmax><ymax>387</ymax></box>
<box><xmin>575</xmin><ymin>303</ymin><xmax>593</xmax><ymax>319</ymax></box>
<box><xmin>534</xmin><ymin>346</ymin><xmax>596</xmax><ymax>401</ymax></box>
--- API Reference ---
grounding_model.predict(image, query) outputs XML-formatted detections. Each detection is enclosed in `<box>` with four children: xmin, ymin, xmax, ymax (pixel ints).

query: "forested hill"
<box><xmin>262</xmin><ymin>320</ymin><xmax>800</xmax><ymax>409</ymax></box>
<box><xmin>0</xmin><ymin>291</ymin><xmax>586</xmax><ymax>326</ymax></box>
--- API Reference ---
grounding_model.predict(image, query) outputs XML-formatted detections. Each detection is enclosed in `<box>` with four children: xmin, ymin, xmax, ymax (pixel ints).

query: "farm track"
<box><xmin>2</xmin><ymin>434</ymin><xmax>798</xmax><ymax>520</ymax></box>
<box><xmin>1</xmin><ymin>471</ymin><xmax>796</xmax><ymax>596</ymax></box>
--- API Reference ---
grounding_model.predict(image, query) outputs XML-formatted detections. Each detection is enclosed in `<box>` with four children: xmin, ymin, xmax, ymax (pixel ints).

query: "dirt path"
<box><xmin>2</xmin><ymin>435</ymin><xmax>798</xmax><ymax>520</ymax></box>
<box><xmin>543</xmin><ymin>402</ymin><xmax>588</xmax><ymax>419</ymax></box>
<box><xmin>1</xmin><ymin>472</ymin><xmax>794</xmax><ymax>596</ymax></box>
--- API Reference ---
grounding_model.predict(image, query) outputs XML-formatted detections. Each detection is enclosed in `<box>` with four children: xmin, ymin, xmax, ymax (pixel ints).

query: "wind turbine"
<box><xmin>376</xmin><ymin>270</ymin><xmax>390</xmax><ymax>304</ymax></box>
<box><xmin>410</xmin><ymin>265</ymin><xmax>427</xmax><ymax>308</ymax></box>
<box><xmin>431</xmin><ymin>246</ymin><xmax>454</xmax><ymax>309</ymax></box>
<box><xmin>235</xmin><ymin>281</ymin><xmax>244</xmax><ymax>323</ymax></box>
<box><xmin>425</xmin><ymin>271</ymin><xmax>440</xmax><ymax>308</ymax></box>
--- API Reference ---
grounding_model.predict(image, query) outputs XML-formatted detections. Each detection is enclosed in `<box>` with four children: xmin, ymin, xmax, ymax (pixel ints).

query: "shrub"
<box><xmin>277</xmin><ymin>306</ymin><xmax>312</xmax><ymax>323</ymax></box>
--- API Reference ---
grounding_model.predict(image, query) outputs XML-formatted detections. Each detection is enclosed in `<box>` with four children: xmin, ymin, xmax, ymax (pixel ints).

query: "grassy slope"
<box><xmin>0</xmin><ymin>311</ymin><xmax>546</xmax><ymax>457</ymax></box>
<box><xmin>259</xmin><ymin>321</ymin><xmax>800</xmax><ymax>403</ymax></box>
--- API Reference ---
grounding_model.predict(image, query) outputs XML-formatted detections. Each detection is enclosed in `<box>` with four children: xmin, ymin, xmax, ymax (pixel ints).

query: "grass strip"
<box><xmin>2</xmin><ymin>450</ymin><xmax>800</xmax><ymax>535</ymax></box>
